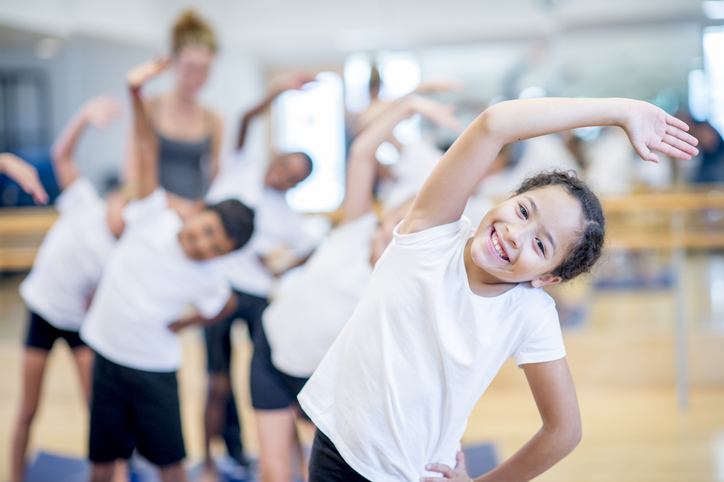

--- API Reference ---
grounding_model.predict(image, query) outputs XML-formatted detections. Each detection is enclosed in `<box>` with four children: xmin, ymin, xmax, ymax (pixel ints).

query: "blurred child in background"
<box><xmin>10</xmin><ymin>95</ymin><xmax>126</xmax><ymax>482</ymax></box>
<box><xmin>80</xmin><ymin>58</ymin><xmax>254</xmax><ymax>482</ymax></box>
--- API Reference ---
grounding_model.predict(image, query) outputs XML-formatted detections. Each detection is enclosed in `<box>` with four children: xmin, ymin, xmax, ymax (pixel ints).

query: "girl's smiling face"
<box><xmin>468</xmin><ymin>185</ymin><xmax>584</xmax><ymax>288</ymax></box>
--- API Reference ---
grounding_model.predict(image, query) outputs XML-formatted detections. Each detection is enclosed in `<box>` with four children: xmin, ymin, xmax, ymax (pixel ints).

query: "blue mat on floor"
<box><xmin>463</xmin><ymin>443</ymin><xmax>497</xmax><ymax>478</ymax></box>
<box><xmin>25</xmin><ymin>444</ymin><xmax>495</xmax><ymax>481</ymax></box>
<box><xmin>25</xmin><ymin>452</ymin><xmax>89</xmax><ymax>482</ymax></box>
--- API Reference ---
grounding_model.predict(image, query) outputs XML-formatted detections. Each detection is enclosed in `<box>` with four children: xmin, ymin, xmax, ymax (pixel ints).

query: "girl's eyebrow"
<box><xmin>524</xmin><ymin>196</ymin><xmax>556</xmax><ymax>254</ymax></box>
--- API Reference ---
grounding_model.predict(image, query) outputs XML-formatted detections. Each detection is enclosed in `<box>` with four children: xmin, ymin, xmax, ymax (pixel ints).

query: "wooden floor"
<box><xmin>1</xmin><ymin>251</ymin><xmax>723</xmax><ymax>481</ymax></box>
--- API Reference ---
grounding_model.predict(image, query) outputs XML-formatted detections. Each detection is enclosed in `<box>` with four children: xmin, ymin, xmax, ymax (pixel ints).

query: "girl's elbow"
<box><xmin>561</xmin><ymin>418</ymin><xmax>582</xmax><ymax>453</ymax></box>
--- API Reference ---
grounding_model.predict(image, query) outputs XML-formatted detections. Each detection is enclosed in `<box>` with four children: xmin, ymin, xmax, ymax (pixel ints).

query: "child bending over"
<box><xmin>256</xmin><ymin>95</ymin><xmax>459</xmax><ymax>482</ymax></box>
<box><xmin>298</xmin><ymin>97</ymin><xmax>698</xmax><ymax>481</ymax></box>
<box><xmin>10</xmin><ymin>96</ymin><xmax>124</xmax><ymax>482</ymax></box>
<box><xmin>80</xmin><ymin>58</ymin><xmax>254</xmax><ymax>482</ymax></box>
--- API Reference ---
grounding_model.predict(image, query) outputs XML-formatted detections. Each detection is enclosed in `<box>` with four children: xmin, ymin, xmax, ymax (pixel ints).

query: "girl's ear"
<box><xmin>530</xmin><ymin>274</ymin><xmax>562</xmax><ymax>288</ymax></box>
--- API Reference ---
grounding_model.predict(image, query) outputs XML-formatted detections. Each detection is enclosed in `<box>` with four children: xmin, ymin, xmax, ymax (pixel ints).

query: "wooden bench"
<box><xmin>0</xmin><ymin>206</ymin><xmax>58</xmax><ymax>271</ymax></box>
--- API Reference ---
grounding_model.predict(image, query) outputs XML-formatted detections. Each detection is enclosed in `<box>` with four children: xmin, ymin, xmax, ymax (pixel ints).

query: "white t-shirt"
<box><xmin>298</xmin><ymin>216</ymin><xmax>566</xmax><ymax>482</ymax></box>
<box><xmin>81</xmin><ymin>189</ymin><xmax>231</xmax><ymax>372</ymax></box>
<box><xmin>20</xmin><ymin>178</ymin><xmax>115</xmax><ymax>331</ymax></box>
<box><xmin>264</xmin><ymin>212</ymin><xmax>377</xmax><ymax>377</ymax></box>
<box><xmin>208</xmin><ymin>149</ymin><xmax>316</xmax><ymax>298</ymax></box>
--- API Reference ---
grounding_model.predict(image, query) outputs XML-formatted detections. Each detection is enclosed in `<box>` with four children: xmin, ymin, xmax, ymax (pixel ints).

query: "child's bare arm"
<box><xmin>127</xmin><ymin>57</ymin><xmax>171</xmax><ymax>199</ymax></box>
<box><xmin>0</xmin><ymin>153</ymin><xmax>48</xmax><ymax>204</ymax></box>
<box><xmin>236</xmin><ymin>71</ymin><xmax>316</xmax><ymax>150</ymax></box>
<box><xmin>167</xmin><ymin>293</ymin><xmax>238</xmax><ymax>332</ymax></box>
<box><xmin>344</xmin><ymin>96</ymin><xmax>461</xmax><ymax>224</ymax></box>
<box><xmin>50</xmin><ymin>95</ymin><xmax>122</xmax><ymax>191</ymax></box>
<box><xmin>422</xmin><ymin>358</ymin><xmax>580</xmax><ymax>482</ymax></box>
<box><xmin>401</xmin><ymin>98</ymin><xmax>699</xmax><ymax>235</ymax></box>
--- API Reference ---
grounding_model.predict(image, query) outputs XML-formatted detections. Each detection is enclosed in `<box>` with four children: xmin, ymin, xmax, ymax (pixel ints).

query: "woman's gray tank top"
<box><xmin>154</xmin><ymin>100</ymin><xmax>213</xmax><ymax>200</ymax></box>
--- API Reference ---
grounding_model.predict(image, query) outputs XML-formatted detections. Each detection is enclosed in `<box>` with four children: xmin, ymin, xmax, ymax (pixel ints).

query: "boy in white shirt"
<box><xmin>200</xmin><ymin>73</ymin><xmax>319</xmax><ymax>475</ymax></box>
<box><xmin>298</xmin><ymin>98</ymin><xmax>698</xmax><ymax>481</ymax></box>
<box><xmin>80</xmin><ymin>58</ymin><xmax>255</xmax><ymax>482</ymax></box>
<box><xmin>10</xmin><ymin>96</ymin><xmax>126</xmax><ymax>482</ymax></box>
<box><xmin>255</xmin><ymin>96</ymin><xmax>460</xmax><ymax>482</ymax></box>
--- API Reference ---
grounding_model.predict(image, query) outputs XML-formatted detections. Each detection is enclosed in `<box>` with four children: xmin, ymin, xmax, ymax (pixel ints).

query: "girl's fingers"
<box><xmin>650</xmin><ymin>139</ymin><xmax>693</xmax><ymax>161</ymax></box>
<box><xmin>634</xmin><ymin>141</ymin><xmax>659</xmax><ymax>163</ymax></box>
<box><xmin>666</xmin><ymin>125</ymin><xmax>699</xmax><ymax>147</ymax></box>
<box><xmin>454</xmin><ymin>451</ymin><xmax>467</xmax><ymax>470</ymax></box>
<box><xmin>425</xmin><ymin>463</ymin><xmax>454</xmax><ymax>478</ymax></box>
<box><xmin>666</xmin><ymin>115</ymin><xmax>690</xmax><ymax>132</ymax></box>
<box><xmin>663</xmin><ymin>134</ymin><xmax>699</xmax><ymax>156</ymax></box>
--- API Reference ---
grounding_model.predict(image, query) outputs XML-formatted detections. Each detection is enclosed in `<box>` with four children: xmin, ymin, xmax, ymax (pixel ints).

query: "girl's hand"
<box><xmin>421</xmin><ymin>451</ymin><xmax>472</xmax><ymax>482</ymax></box>
<box><xmin>82</xmin><ymin>95</ymin><xmax>123</xmax><ymax>131</ymax></box>
<box><xmin>622</xmin><ymin>100</ymin><xmax>699</xmax><ymax>163</ymax></box>
<box><xmin>127</xmin><ymin>55</ymin><xmax>172</xmax><ymax>90</ymax></box>
<box><xmin>0</xmin><ymin>153</ymin><xmax>49</xmax><ymax>204</ymax></box>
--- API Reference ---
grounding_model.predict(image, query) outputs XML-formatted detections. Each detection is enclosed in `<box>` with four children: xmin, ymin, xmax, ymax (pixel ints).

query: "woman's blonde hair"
<box><xmin>171</xmin><ymin>9</ymin><xmax>217</xmax><ymax>55</ymax></box>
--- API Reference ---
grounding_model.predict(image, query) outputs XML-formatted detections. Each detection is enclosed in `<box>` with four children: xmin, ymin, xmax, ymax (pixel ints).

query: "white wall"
<box><xmin>0</xmin><ymin>29</ymin><xmax>264</xmax><ymax>191</ymax></box>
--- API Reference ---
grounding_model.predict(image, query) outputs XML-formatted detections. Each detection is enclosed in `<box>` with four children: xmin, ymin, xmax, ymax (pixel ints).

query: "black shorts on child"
<box><xmin>250</xmin><ymin>320</ymin><xmax>309</xmax><ymax>413</ymax></box>
<box><xmin>25</xmin><ymin>311</ymin><xmax>86</xmax><ymax>351</ymax></box>
<box><xmin>205</xmin><ymin>290</ymin><xmax>268</xmax><ymax>373</ymax></box>
<box><xmin>89</xmin><ymin>353</ymin><xmax>185</xmax><ymax>466</ymax></box>
<box><xmin>308</xmin><ymin>430</ymin><xmax>371</xmax><ymax>482</ymax></box>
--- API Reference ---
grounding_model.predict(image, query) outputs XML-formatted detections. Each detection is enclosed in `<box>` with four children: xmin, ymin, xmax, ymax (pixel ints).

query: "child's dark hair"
<box><xmin>515</xmin><ymin>170</ymin><xmax>605</xmax><ymax>281</ymax></box>
<box><xmin>206</xmin><ymin>199</ymin><xmax>255</xmax><ymax>250</ymax></box>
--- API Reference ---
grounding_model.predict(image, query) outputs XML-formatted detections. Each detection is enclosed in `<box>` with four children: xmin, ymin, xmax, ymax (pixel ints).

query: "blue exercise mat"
<box><xmin>25</xmin><ymin>445</ymin><xmax>495</xmax><ymax>481</ymax></box>
<box><xmin>463</xmin><ymin>443</ymin><xmax>498</xmax><ymax>478</ymax></box>
<box><xmin>25</xmin><ymin>452</ymin><xmax>89</xmax><ymax>482</ymax></box>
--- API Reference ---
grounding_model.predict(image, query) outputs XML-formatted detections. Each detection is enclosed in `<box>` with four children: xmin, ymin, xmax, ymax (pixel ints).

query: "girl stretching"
<box><xmin>298</xmin><ymin>97</ymin><xmax>698</xmax><ymax>481</ymax></box>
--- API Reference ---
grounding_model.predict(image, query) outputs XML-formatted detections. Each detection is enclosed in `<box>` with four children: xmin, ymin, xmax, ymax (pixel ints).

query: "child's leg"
<box><xmin>255</xmin><ymin>408</ymin><xmax>299</xmax><ymax>482</ymax></box>
<box><xmin>89</xmin><ymin>462</ymin><xmax>116</xmax><ymax>482</ymax></box>
<box><xmin>10</xmin><ymin>347</ymin><xmax>48</xmax><ymax>482</ymax></box>
<box><xmin>11</xmin><ymin>312</ymin><xmax>63</xmax><ymax>482</ymax></box>
<box><xmin>250</xmin><ymin>318</ymin><xmax>307</xmax><ymax>482</ymax></box>
<box><xmin>89</xmin><ymin>355</ymin><xmax>135</xmax><ymax>479</ymax></box>
<box><xmin>70</xmin><ymin>343</ymin><xmax>94</xmax><ymax>404</ymax></box>
<box><xmin>203</xmin><ymin>314</ymin><xmax>236</xmax><ymax>467</ymax></box>
<box><xmin>158</xmin><ymin>463</ymin><xmax>188</xmax><ymax>482</ymax></box>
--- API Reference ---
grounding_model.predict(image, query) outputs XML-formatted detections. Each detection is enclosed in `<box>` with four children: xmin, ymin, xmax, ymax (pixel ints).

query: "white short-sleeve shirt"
<box><xmin>20</xmin><ymin>178</ymin><xmax>115</xmax><ymax>331</ymax></box>
<box><xmin>264</xmin><ymin>212</ymin><xmax>378</xmax><ymax>377</ymax></box>
<box><xmin>217</xmin><ymin>187</ymin><xmax>317</xmax><ymax>297</ymax></box>
<box><xmin>81</xmin><ymin>189</ymin><xmax>232</xmax><ymax>372</ymax></box>
<box><xmin>208</xmin><ymin>148</ymin><xmax>317</xmax><ymax>298</ymax></box>
<box><xmin>298</xmin><ymin>216</ymin><xmax>566</xmax><ymax>481</ymax></box>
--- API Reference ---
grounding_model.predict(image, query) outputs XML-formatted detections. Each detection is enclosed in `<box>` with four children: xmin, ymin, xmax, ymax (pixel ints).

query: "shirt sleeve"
<box><xmin>513</xmin><ymin>306</ymin><xmax>567</xmax><ymax>367</ymax></box>
<box><xmin>122</xmin><ymin>188</ymin><xmax>167</xmax><ymax>230</ymax></box>
<box><xmin>55</xmin><ymin>177</ymin><xmax>101</xmax><ymax>215</ymax></box>
<box><xmin>392</xmin><ymin>216</ymin><xmax>469</xmax><ymax>249</ymax></box>
<box><xmin>194</xmin><ymin>272</ymin><xmax>233</xmax><ymax>319</ymax></box>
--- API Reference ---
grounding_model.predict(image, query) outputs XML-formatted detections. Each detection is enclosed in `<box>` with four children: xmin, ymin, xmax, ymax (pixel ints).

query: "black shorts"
<box><xmin>205</xmin><ymin>290</ymin><xmax>268</xmax><ymax>373</ymax></box>
<box><xmin>249</xmin><ymin>321</ymin><xmax>309</xmax><ymax>412</ymax></box>
<box><xmin>25</xmin><ymin>311</ymin><xmax>86</xmax><ymax>351</ymax></box>
<box><xmin>309</xmin><ymin>430</ymin><xmax>371</xmax><ymax>482</ymax></box>
<box><xmin>89</xmin><ymin>353</ymin><xmax>185</xmax><ymax>466</ymax></box>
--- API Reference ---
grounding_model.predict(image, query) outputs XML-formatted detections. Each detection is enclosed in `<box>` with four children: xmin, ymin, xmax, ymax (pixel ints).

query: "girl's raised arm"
<box><xmin>400</xmin><ymin>97</ymin><xmax>699</xmax><ymax>235</ymax></box>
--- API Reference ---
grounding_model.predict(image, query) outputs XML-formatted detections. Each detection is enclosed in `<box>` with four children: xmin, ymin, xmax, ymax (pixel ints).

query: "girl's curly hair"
<box><xmin>515</xmin><ymin>170</ymin><xmax>605</xmax><ymax>281</ymax></box>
